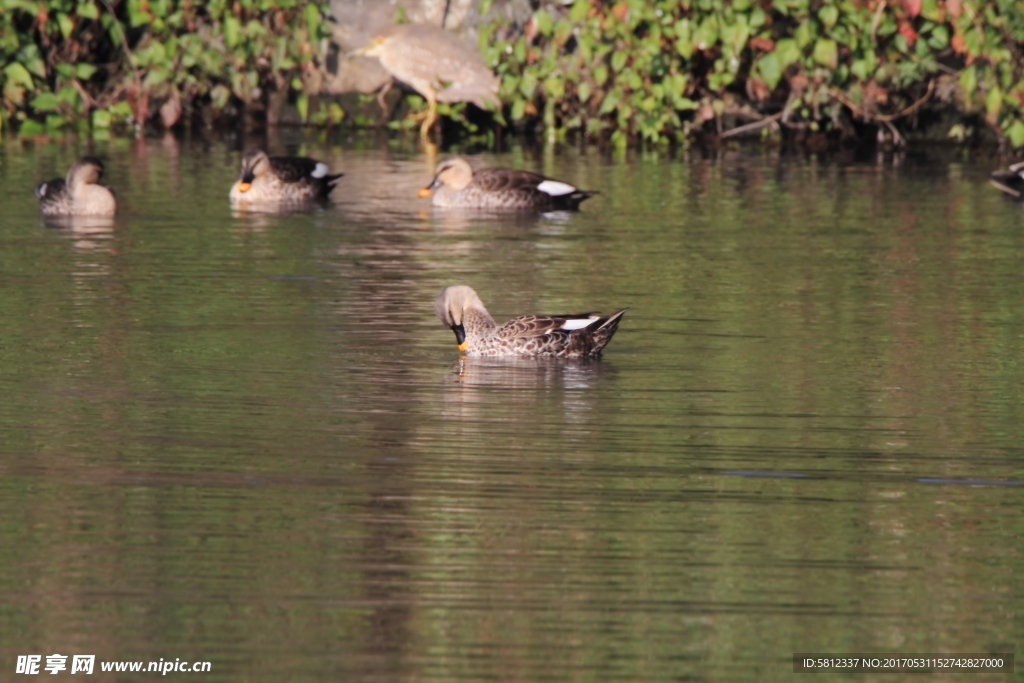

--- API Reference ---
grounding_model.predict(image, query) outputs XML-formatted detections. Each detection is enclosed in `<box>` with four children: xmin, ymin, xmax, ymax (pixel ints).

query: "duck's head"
<box><xmin>66</xmin><ymin>157</ymin><xmax>105</xmax><ymax>189</ymax></box>
<box><xmin>237</xmin><ymin>150</ymin><xmax>272</xmax><ymax>192</ymax></box>
<box><xmin>435</xmin><ymin>284</ymin><xmax>486</xmax><ymax>352</ymax></box>
<box><xmin>418</xmin><ymin>157</ymin><xmax>474</xmax><ymax>197</ymax></box>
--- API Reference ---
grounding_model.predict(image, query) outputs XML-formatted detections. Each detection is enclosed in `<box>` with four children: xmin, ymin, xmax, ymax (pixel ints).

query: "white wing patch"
<box><xmin>537</xmin><ymin>180</ymin><xmax>576</xmax><ymax>196</ymax></box>
<box><xmin>36</xmin><ymin>183</ymin><xmax>48</xmax><ymax>197</ymax></box>
<box><xmin>559</xmin><ymin>316</ymin><xmax>600</xmax><ymax>331</ymax></box>
<box><xmin>311</xmin><ymin>163</ymin><xmax>329</xmax><ymax>178</ymax></box>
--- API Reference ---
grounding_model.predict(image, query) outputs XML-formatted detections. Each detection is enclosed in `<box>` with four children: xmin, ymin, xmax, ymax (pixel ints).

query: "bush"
<box><xmin>0</xmin><ymin>0</ymin><xmax>331</xmax><ymax>137</ymax></box>
<box><xmin>479</xmin><ymin>0</ymin><xmax>1024</xmax><ymax>148</ymax></box>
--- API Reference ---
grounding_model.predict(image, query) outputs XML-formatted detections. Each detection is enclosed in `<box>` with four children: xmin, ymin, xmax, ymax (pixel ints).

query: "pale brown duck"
<box><xmin>37</xmin><ymin>157</ymin><xmax>117</xmax><ymax>216</ymax></box>
<box><xmin>435</xmin><ymin>285</ymin><xmax>625</xmax><ymax>359</ymax></box>
<box><xmin>229</xmin><ymin>150</ymin><xmax>343</xmax><ymax>204</ymax></box>
<box><xmin>418</xmin><ymin>157</ymin><xmax>596</xmax><ymax>210</ymax></box>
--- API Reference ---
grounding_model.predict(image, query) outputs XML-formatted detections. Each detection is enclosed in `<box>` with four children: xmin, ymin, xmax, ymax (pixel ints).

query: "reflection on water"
<box><xmin>1</xmin><ymin>136</ymin><xmax>1022</xmax><ymax>681</ymax></box>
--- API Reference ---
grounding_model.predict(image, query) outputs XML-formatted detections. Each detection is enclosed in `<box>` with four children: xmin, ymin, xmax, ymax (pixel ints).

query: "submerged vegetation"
<box><xmin>1</xmin><ymin>0</ymin><xmax>1023</xmax><ymax>149</ymax></box>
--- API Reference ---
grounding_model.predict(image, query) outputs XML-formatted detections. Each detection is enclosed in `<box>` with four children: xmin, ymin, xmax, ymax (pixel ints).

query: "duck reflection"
<box><xmin>42</xmin><ymin>214</ymin><xmax>116</xmax><ymax>253</ymax></box>
<box><xmin>436</xmin><ymin>355</ymin><xmax>617</xmax><ymax>428</ymax></box>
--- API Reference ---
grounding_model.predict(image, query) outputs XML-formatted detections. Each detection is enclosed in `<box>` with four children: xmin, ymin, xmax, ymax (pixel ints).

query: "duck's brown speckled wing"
<box><xmin>494</xmin><ymin>314</ymin><xmax>574</xmax><ymax>340</ymax></box>
<box><xmin>471</xmin><ymin>168</ymin><xmax>549</xmax><ymax>195</ymax></box>
<box><xmin>269</xmin><ymin>156</ymin><xmax>323</xmax><ymax>183</ymax></box>
<box><xmin>467</xmin><ymin>168</ymin><xmax>595</xmax><ymax>210</ymax></box>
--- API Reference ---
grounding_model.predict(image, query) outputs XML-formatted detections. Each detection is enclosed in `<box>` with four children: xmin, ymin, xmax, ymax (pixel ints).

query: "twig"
<box><xmin>870</xmin><ymin>0</ymin><xmax>887</xmax><ymax>44</ymax></box>
<box><xmin>719</xmin><ymin>110</ymin><xmax>784</xmax><ymax>138</ymax></box>
<box><xmin>70</xmin><ymin>79</ymin><xmax>95</xmax><ymax>108</ymax></box>
<box><xmin>830</xmin><ymin>78</ymin><xmax>935</xmax><ymax>122</ymax></box>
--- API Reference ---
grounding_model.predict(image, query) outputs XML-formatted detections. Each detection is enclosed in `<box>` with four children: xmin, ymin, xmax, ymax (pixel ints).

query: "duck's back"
<box><xmin>37</xmin><ymin>178</ymin><xmax>73</xmax><ymax>216</ymax></box>
<box><xmin>435</xmin><ymin>168</ymin><xmax>592</xmax><ymax>210</ymax></box>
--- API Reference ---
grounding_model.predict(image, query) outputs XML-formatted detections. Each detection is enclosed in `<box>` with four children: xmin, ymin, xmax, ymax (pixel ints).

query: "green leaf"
<box><xmin>959</xmin><ymin>67</ymin><xmax>977</xmax><ymax>106</ymax></box>
<box><xmin>985</xmin><ymin>86</ymin><xmax>1002</xmax><ymax>119</ymax></box>
<box><xmin>304</xmin><ymin>2</ymin><xmax>321</xmax><ymax>34</ymax></box>
<box><xmin>31</xmin><ymin>92</ymin><xmax>60</xmax><ymax>112</ymax></box>
<box><xmin>757</xmin><ymin>51</ymin><xmax>782</xmax><ymax>90</ymax></box>
<box><xmin>599</xmin><ymin>89</ymin><xmax>620</xmax><ymax>115</ymax></box>
<box><xmin>76</xmin><ymin>63</ymin><xmax>97</xmax><ymax>80</ymax></box>
<box><xmin>795</xmin><ymin>21</ymin><xmax>812</xmax><ymax>49</ymax></box>
<box><xmin>1008</xmin><ymin>120</ymin><xmax>1024</xmax><ymax>149</ymax></box>
<box><xmin>578</xmin><ymin>80</ymin><xmax>591</xmax><ymax>103</ymax></box>
<box><xmin>543</xmin><ymin>75</ymin><xmax>564</xmax><ymax>99</ymax></box>
<box><xmin>927</xmin><ymin>25</ymin><xmax>949</xmax><ymax>50</ymax></box>
<box><xmin>109</xmin><ymin>101</ymin><xmax>133</xmax><ymax>119</ymax></box>
<box><xmin>775</xmin><ymin>38</ymin><xmax>802</xmax><ymax>70</ymax></box>
<box><xmin>674</xmin><ymin>19</ymin><xmax>692</xmax><ymax>59</ymax></box>
<box><xmin>57</xmin><ymin>85</ymin><xmax>79</xmax><ymax>105</ymax></box>
<box><xmin>819</xmin><ymin>5</ymin><xmax>838</xmax><ymax>29</ymax></box>
<box><xmin>4</xmin><ymin>62</ymin><xmax>34</xmax><ymax>89</ymax></box>
<box><xmin>611</xmin><ymin>49</ymin><xmax>628</xmax><ymax>73</ymax></box>
<box><xmin>92</xmin><ymin>109</ymin><xmax>111</xmax><ymax>128</ymax></box>
<box><xmin>534</xmin><ymin>8</ymin><xmax>553</xmax><ymax>37</ymax></box>
<box><xmin>813</xmin><ymin>39</ymin><xmax>838</xmax><ymax>69</ymax></box>
<box><xmin>56</xmin><ymin>13</ymin><xmax>75</xmax><ymax>40</ymax></box>
<box><xmin>224</xmin><ymin>16</ymin><xmax>241</xmax><ymax>49</ymax></box>
<box><xmin>210</xmin><ymin>84</ymin><xmax>231</xmax><ymax>109</ymax></box>
<box><xmin>296</xmin><ymin>93</ymin><xmax>308</xmax><ymax>122</ymax></box>
<box><xmin>569</xmin><ymin>0</ymin><xmax>589</xmax><ymax>22</ymax></box>
<box><xmin>511</xmin><ymin>98</ymin><xmax>525</xmax><ymax>121</ymax></box>
<box><xmin>19</xmin><ymin>120</ymin><xmax>46</xmax><ymax>136</ymax></box>
<box><xmin>693</xmin><ymin>15</ymin><xmax>719</xmax><ymax>50</ymax></box>
<box><xmin>851</xmin><ymin>58</ymin><xmax>869</xmax><ymax>82</ymax></box>
<box><xmin>519</xmin><ymin>71</ymin><xmax>538</xmax><ymax>98</ymax></box>
<box><xmin>77</xmin><ymin>1</ymin><xmax>99</xmax><ymax>20</ymax></box>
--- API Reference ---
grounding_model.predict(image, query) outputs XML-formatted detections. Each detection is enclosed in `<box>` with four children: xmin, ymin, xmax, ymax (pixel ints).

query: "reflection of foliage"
<box><xmin>480</xmin><ymin>0</ymin><xmax>1024</xmax><ymax>148</ymax></box>
<box><xmin>0</xmin><ymin>0</ymin><xmax>330</xmax><ymax>136</ymax></box>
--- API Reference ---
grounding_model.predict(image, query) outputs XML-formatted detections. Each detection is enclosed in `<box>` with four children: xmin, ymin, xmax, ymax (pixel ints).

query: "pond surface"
<box><xmin>0</xmin><ymin>132</ymin><xmax>1021</xmax><ymax>682</ymax></box>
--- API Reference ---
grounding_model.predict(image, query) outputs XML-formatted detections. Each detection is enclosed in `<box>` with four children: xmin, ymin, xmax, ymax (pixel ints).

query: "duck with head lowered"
<box><xmin>434</xmin><ymin>285</ymin><xmax>625</xmax><ymax>359</ymax></box>
<box><xmin>37</xmin><ymin>157</ymin><xmax>117</xmax><ymax>216</ymax></box>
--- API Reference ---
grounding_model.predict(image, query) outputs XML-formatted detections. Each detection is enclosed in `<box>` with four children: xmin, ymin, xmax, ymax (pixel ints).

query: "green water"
<box><xmin>0</xmin><ymin>135</ymin><xmax>1021</xmax><ymax>682</ymax></box>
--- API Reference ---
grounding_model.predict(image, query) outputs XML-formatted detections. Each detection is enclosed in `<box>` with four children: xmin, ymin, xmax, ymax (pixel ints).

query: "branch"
<box><xmin>830</xmin><ymin>79</ymin><xmax>935</xmax><ymax>123</ymax></box>
<box><xmin>719</xmin><ymin>110</ymin><xmax>784</xmax><ymax>139</ymax></box>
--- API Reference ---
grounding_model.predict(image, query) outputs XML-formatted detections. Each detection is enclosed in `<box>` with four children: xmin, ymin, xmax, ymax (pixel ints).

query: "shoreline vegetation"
<box><xmin>1</xmin><ymin>0</ymin><xmax>1022</xmax><ymax>150</ymax></box>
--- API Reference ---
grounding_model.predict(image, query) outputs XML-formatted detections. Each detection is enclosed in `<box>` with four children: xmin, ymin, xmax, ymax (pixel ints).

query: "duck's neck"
<box><xmin>464</xmin><ymin>307</ymin><xmax>496</xmax><ymax>338</ymax></box>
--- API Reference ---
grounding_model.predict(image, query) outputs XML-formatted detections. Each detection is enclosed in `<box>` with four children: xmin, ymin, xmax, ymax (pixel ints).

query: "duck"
<box><xmin>229</xmin><ymin>150</ymin><xmax>343</xmax><ymax>203</ymax></box>
<box><xmin>36</xmin><ymin>157</ymin><xmax>117</xmax><ymax>216</ymax></box>
<box><xmin>418</xmin><ymin>157</ymin><xmax>596</xmax><ymax>210</ymax></box>
<box><xmin>434</xmin><ymin>285</ymin><xmax>625</xmax><ymax>359</ymax></box>
<box><xmin>990</xmin><ymin>161</ymin><xmax>1024</xmax><ymax>198</ymax></box>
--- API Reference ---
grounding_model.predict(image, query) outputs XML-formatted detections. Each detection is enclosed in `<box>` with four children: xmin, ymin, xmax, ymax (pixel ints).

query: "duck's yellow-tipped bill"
<box><xmin>457</xmin><ymin>340</ymin><xmax>469</xmax><ymax>353</ymax></box>
<box><xmin>238</xmin><ymin>182</ymin><xmax>252</xmax><ymax>193</ymax></box>
<box><xmin>417</xmin><ymin>187</ymin><xmax>432</xmax><ymax>198</ymax></box>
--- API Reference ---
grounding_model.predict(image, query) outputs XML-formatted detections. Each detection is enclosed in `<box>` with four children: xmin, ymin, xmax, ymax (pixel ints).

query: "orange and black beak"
<box><xmin>451</xmin><ymin>324</ymin><xmax>468</xmax><ymax>352</ymax></box>
<box><xmin>417</xmin><ymin>176</ymin><xmax>439</xmax><ymax>198</ymax></box>
<box><xmin>238</xmin><ymin>169</ymin><xmax>255</xmax><ymax>193</ymax></box>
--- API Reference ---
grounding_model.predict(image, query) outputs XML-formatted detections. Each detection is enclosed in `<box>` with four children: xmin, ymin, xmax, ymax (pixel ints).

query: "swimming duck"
<box><xmin>36</xmin><ymin>157</ymin><xmax>117</xmax><ymax>216</ymax></box>
<box><xmin>435</xmin><ymin>285</ymin><xmax>625</xmax><ymax>359</ymax></box>
<box><xmin>229</xmin><ymin>150</ymin><xmax>343</xmax><ymax>203</ymax></box>
<box><xmin>990</xmin><ymin>161</ymin><xmax>1024</xmax><ymax>198</ymax></box>
<box><xmin>418</xmin><ymin>157</ymin><xmax>596</xmax><ymax>210</ymax></box>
